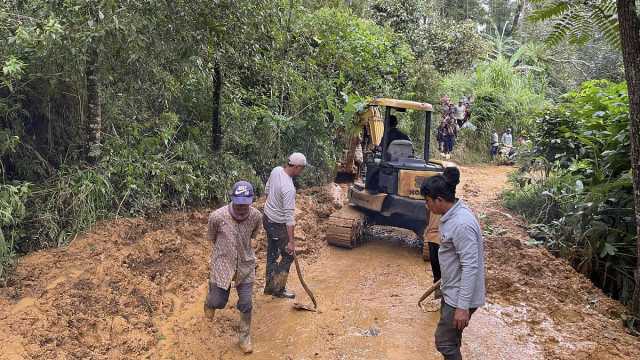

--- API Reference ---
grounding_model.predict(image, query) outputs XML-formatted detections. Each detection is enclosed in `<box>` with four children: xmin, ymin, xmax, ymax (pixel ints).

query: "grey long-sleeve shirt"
<box><xmin>438</xmin><ymin>199</ymin><xmax>486</xmax><ymax>310</ymax></box>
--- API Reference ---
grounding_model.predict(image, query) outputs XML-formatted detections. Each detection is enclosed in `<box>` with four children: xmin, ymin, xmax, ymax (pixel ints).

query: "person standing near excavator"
<box><xmin>263</xmin><ymin>153</ymin><xmax>308</xmax><ymax>299</ymax></box>
<box><xmin>420</xmin><ymin>167</ymin><xmax>486</xmax><ymax>360</ymax></box>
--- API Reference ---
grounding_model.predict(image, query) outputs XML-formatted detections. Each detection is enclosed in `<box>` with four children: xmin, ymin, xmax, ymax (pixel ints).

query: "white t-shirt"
<box><xmin>502</xmin><ymin>133</ymin><xmax>513</xmax><ymax>146</ymax></box>
<box><xmin>264</xmin><ymin>166</ymin><xmax>296</xmax><ymax>225</ymax></box>
<box><xmin>454</xmin><ymin>105</ymin><xmax>466</xmax><ymax>120</ymax></box>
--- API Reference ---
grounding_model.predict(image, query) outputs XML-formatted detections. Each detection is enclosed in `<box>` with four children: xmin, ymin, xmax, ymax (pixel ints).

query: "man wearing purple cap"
<box><xmin>204</xmin><ymin>181</ymin><xmax>262</xmax><ymax>354</ymax></box>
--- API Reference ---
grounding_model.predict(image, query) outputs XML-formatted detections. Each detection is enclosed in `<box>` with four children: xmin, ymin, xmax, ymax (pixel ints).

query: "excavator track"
<box><xmin>326</xmin><ymin>205</ymin><xmax>366</xmax><ymax>249</ymax></box>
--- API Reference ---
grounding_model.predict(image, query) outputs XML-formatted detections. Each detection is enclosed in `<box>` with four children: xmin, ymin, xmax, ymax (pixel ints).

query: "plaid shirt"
<box><xmin>208</xmin><ymin>205</ymin><xmax>262</xmax><ymax>289</ymax></box>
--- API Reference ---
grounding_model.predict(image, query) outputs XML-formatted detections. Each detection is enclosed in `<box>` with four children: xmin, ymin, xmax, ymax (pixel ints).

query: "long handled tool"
<box><xmin>417</xmin><ymin>280</ymin><xmax>441</xmax><ymax>310</ymax></box>
<box><xmin>292</xmin><ymin>252</ymin><xmax>318</xmax><ymax>312</ymax></box>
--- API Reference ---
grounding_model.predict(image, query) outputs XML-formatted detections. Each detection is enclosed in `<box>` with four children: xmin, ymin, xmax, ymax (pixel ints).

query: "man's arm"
<box><xmin>286</xmin><ymin>225</ymin><xmax>295</xmax><ymax>254</ymax></box>
<box><xmin>250</xmin><ymin>213</ymin><xmax>262</xmax><ymax>249</ymax></box>
<box><xmin>207</xmin><ymin>213</ymin><xmax>220</xmax><ymax>244</ymax></box>
<box><xmin>283</xmin><ymin>189</ymin><xmax>296</xmax><ymax>254</ymax></box>
<box><xmin>452</xmin><ymin>223</ymin><xmax>481</xmax><ymax>330</ymax></box>
<box><xmin>251</xmin><ymin>213</ymin><xmax>262</xmax><ymax>240</ymax></box>
<box><xmin>453</xmin><ymin>224</ymin><xmax>481</xmax><ymax>310</ymax></box>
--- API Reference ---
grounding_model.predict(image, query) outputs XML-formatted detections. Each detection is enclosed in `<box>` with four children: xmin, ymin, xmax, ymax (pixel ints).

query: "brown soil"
<box><xmin>0</xmin><ymin>165</ymin><xmax>639</xmax><ymax>359</ymax></box>
<box><xmin>458</xmin><ymin>165</ymin><xmax>640</xmax><ymax>360</ymax></box>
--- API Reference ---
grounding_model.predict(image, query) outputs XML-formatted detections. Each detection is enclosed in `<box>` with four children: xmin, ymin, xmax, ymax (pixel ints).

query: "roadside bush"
<box><xmin>504</xmin><ymin>80</ymin><xmax>637</xmax><ymax>321</ymax></box>
<box><xmin>0</xmin><ymin>183</ymin><xmax>29</xmax><ymax>282</ymax></box>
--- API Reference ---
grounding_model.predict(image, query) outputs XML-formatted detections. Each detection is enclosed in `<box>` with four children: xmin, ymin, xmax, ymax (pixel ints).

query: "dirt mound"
<box><xmin>2</xmin><ymin>167</ymin><xmax>640</xmax><ymax>359</ymax></box>
<box><xmin>458</xmin><ymin>165</ymin><xmax>640</xmax><ymax>360</ymax></box>
<box><xmin>0</xmin><ymin>185</ymin><xmax>340</xmax><ymax>359</ymax></box>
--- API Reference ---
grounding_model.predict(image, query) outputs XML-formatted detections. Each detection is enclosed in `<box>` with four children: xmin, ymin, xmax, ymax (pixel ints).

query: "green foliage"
<box><xmin>22</xmin><ymin>168</ymin><xmax>112</xmax><ymax>252</ymax></box>
<box><xmin>415</xmin><ymin>20</ymin><xmax>488</xmax><ymax>74</ymax></box>
<box><xmin>505</xmin><ymin>80</ymin><xmax>636</xmax><ymax>309</ymax></box>
<box><xmin>301</xmin><ymin>7</ymin><xmax>414</xmax><ymax>96</ymax></box>
<box><xmin>0</xmin><ymin>183</ymin><xmax>30</xmax><ymax>282</ymax></box>
<box><xmin>371</xmin><ymin>1</ymin><xmax>488</xmax><ymax>75</ymax></box>
<box><xmin>0</xmin><ymin>1</ymin><xmax>422</xmax><ymax>279</ymax></box>
<box><xmin>438</xmin><ymin>57</ymin><xmax>546</xmax><ymax>157</ymax></box>
<box><xmin>528</xmin><ymin>0</ymin><xmax>620</xmax><ymax>48</ymax></box>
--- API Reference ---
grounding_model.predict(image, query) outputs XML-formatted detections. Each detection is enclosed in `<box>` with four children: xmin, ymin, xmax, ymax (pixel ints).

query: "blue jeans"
<box><xmin>444</xmin><ymin>136</ymin><xmax>455</xmax><ymax>154</ymax></box>
<box><xmin>263</xmin><ymin>217</ymin><xmax>294</xmax><ymax>293</ymax></box>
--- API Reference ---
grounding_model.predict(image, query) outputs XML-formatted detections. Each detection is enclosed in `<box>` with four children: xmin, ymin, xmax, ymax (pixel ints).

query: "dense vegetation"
<box><xmin>505</xmin><ymin>81</ymin><xmax>636</xmax><ymax>322</ymax></box>
<box><xmin>1</xmin><ymin>0</ymin><xmax>639</xmax><ymax>326</ymax></box>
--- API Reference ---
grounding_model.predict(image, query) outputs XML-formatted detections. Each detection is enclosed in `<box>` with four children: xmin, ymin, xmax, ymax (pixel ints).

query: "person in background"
<box><xmin>490</xmin><ymin>130</ymin><xmax>499</xmax><ymax>160</ymax></box>
<box><xmin>420</xmin><ymin>167</ymin><xmax>486</xmax><ymax>360</ymax></box>
<box><xmin>443</xmin><ymin>118</ymin><xmax>458</xmax><ymax>159</ymax></box>
<box><xmin>204</xmin><ymin>181</ymin><xmax>262</xmax><ymax>354</ymax></box>
<box><xmin>453</xmin><ymin>100</ymin><xmax>466</xmax><ymax>127</ymax></box>
<box><xmin>501</xmin><ymin>128</ymin><xmax>513</xmax><ymax>147</ymax></box>
<box><xmin>437</xmin><ymin>121</ymin><xmax>446</xmax><ymax>155</ymax></box>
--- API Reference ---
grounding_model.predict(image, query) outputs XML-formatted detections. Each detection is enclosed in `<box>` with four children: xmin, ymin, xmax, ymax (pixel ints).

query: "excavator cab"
<box><xmin>327</xmin><ymin>98</ymin><xmax>446</xmax><ymax>250</ymax></box>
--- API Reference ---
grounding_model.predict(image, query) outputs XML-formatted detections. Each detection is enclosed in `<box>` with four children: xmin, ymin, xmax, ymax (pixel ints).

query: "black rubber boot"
<box><xmin>271</xmin><ymin>272</ymin><xmax>295</xmax><ymax>299</ymax></box>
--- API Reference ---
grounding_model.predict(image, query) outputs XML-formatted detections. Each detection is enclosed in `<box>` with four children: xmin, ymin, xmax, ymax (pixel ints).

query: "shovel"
<box><xmin>291</xmin><ymin>252</ymin><xmax>318</xmax><ymax>312</ymax></box>
<box><xmin>417</xmin><ymin>280</ymin><xmax>441</xmax><ymax>311</ymax></box>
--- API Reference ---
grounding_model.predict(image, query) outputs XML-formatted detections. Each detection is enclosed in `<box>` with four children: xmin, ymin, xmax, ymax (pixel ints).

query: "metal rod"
<box><xmin>382</xmin><ymin>106</ymin><xmax>391</xmax><ymax>157</ymax></box>
<box><xmin>424</xmin><ymin>111</ymin><xmax>432</xmax><ymax>161</ymax></box>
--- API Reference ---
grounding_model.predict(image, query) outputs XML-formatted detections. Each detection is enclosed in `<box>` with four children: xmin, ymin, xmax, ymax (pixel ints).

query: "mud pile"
<box><xmin>0</xmin><ymin>185</ymin><xmax>339</xmax><ymax>359</ymax></box>
<box><xmin>458</xmin><ymin>166</ymin><xmax>640</xmax><ymax>360</ymax></box>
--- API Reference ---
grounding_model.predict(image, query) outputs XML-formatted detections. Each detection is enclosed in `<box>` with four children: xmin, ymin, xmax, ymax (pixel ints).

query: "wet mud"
<box><xmin>0</xmin><ymin>166</ymin><xmax>638</xmax><ymax>359</ymax></box>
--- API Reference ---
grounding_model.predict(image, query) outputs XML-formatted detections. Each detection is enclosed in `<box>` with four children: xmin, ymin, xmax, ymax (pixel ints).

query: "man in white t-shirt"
<box><xmin>263</xmin><ymin>153</ymin><xmax>308</xmax><ymax>298</ymax></box>
<box><xmin>501</xmin><ymin>128</ymin><xmax>513</xmax><ymax>147</ymax></box>
<box><xmin>453</xmin><ymin>100</ymin><xmax>466</xmax><ymax>127</ymax></box>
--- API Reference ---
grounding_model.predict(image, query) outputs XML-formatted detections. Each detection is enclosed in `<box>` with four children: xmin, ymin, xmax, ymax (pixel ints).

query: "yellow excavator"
<box><xmin>327</xmin><ymin>98</ymin><xmax>445</xmax><ymax>250</ymax></box>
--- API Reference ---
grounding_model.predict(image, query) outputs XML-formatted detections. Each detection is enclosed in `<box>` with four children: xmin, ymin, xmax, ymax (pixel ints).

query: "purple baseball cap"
<box><xmin>231</xmin><ymin>181</ymin><xmax>254</xmax><ymax>205</ymax></box>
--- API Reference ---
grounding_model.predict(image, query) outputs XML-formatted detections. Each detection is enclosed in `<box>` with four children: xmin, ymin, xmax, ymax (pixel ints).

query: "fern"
<box><xmin>528</xmin><ymin>0</ymin><xmax>621</xmax><ymax>49</ymax></box>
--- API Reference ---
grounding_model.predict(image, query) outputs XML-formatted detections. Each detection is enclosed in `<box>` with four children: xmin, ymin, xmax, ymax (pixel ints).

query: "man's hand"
<box><xmin>453</xmin><ymin>308</ymin><xmax>470</xmax><ymax>331</ymax></box>
<box><xmin>287</xmin><ymin>240</ymin><xmax>296</xmax><ymax>256</ymax></box>
<box><xmin>286</xmin><ymin>224</ymin><xmax>295</xmax><ymax>255</ymax></box>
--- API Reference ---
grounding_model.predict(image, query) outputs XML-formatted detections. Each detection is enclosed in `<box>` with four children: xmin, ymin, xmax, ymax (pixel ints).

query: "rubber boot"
<box><xmin>238</xmin><ymin>312</ymin><xmax>253</xmax><ymax>354</ymax></box>
<box><xmin>263</xmin><ymin>273</ymin><xmax>274</xmax><ymax>295</ymax></box>
<box><xmin>272</xmin><ymin>272</ymin><xmax>295</xmax><ymax>299</ymax></box>
<box><xmin>204</xmin><ymin>304</ymin><xmax>216</xmax><ymax>320</ymax></box>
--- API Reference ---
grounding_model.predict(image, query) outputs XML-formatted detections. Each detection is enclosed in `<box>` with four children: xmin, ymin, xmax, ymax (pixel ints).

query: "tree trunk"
<box><xmin>509</xmin><ymin>0</ymin><xmax>526</xmax><ymax>36</ymax></box>
<box><xmin>211</xmin><ymin>61</ymin><xmax>223</xmax><ymax>153</ymax></box>
<box><xmin>616</xmin><ymin>0</ymin><xmax>640</xmax><ymax>318</ymax></box>
<box><xmin>85</xmin><ymin>41</ymin><xmax>102</xmax><ymax>164</ymax></box>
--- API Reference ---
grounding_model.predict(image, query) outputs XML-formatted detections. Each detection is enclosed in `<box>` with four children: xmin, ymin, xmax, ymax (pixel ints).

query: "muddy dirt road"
<box><xmin>1</xmin><ymin>165</ymin><xmax>639</xmax><ymax>359</ymax></box>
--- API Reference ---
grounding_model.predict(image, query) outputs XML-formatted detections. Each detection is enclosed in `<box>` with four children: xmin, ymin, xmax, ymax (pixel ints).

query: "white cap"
<box><xmin>288</xmin><ymin>152</ymin><xmax>308</xmax><ymax>166</ymax></box>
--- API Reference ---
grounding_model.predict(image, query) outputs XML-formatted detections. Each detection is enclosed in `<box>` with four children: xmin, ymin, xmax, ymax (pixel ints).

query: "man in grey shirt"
<box><xmin>263</xmin><ymin>153</ymin><xmax>308</xmax><ymax>298</ymax></box>
<box><xmin>420</xmin><ymin>167</ymin><xmax>485</xmax><ymax>360</ymax></box>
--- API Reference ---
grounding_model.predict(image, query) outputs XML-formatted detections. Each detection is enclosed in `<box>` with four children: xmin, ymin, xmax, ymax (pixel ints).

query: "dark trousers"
<box><xmin>435</xmin><ymin>300</ymin><xmax>477</xmax><ymax>360</ymax></box>
<box><xmin>205</xmin><ymin>281</ymin><xmax>253</xmax><ymax>314</ymax></box>
<box><xmin>428</xmin><ymin>242</ymin><xmax>441</xmax><ymax>283</ymax></box>
<box><xmin>490</xmin><ymin>145</ymin><xmax>498</xmax><ymax>158</ymax></box>
<box><xmin>444</xmin><ymin>136</ymin><xmax>455</xmax><ymax>153</ymax></box>
<box><xmin>263</xmin><ymin>217</ymin><xmax>294</xmax><ymax>292</ymax></box>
